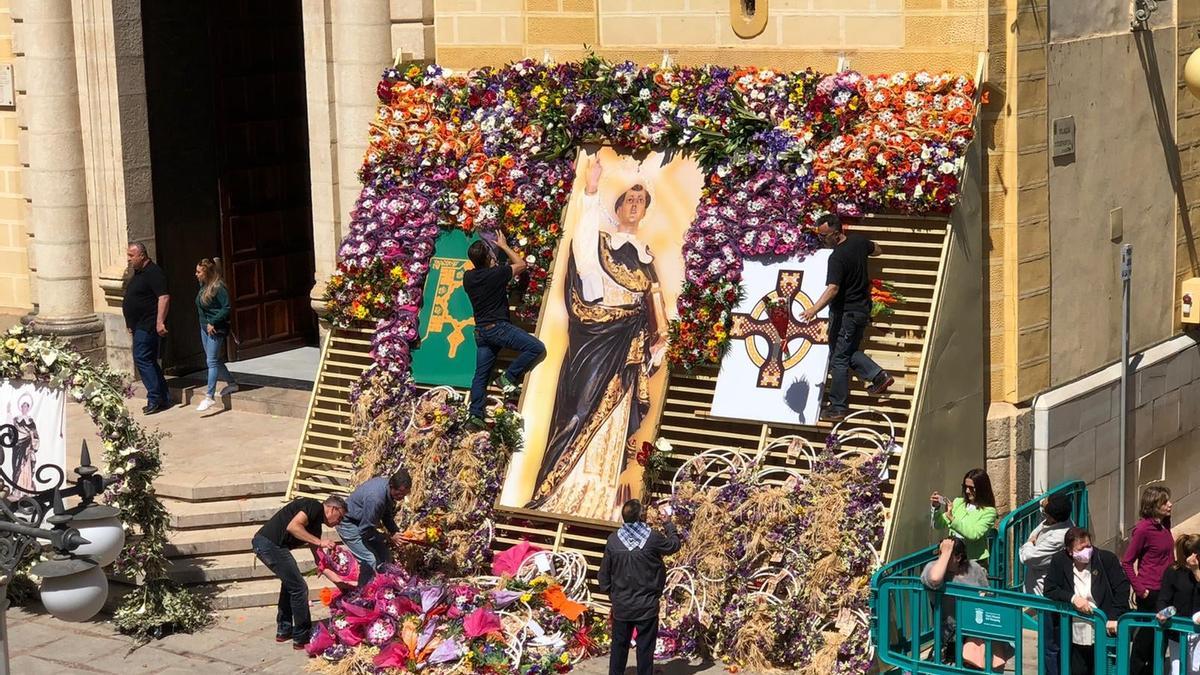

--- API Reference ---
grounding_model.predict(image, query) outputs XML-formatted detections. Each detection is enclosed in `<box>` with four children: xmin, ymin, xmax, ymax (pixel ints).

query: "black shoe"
<box><xmin>820</xmin><ymin>407</ymin><xmax>849</xmax><ymax>423</ymax></box>
<box><xmin>145</xmin><ymin>401</ymin><xmax>172</xmax><ymax>415</ymax></box>
<box><xmin>142</xmin><ymin>404</ymin><xmax>154</xmax><ymax>414</ymax></box>
<box><xmin>867</xmin><ymin>372</ymin><xmax>894</xmax><ymax>396</ymax></box>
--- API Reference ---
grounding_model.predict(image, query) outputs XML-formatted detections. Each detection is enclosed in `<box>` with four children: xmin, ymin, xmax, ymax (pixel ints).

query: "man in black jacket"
<box><xmin>598</xmin><ymin>499</ymin><xmax>681</xmax><ymax>675</ymax></box>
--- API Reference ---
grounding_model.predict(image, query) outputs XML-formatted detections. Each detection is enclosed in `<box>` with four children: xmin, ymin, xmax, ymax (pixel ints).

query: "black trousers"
<box><xmin>1069</xmin><ymin>643</ymin><xmax>1095</xmax><ymax>675</ymax></box>
<box><xmin>251</xmin><ymin>534</ymin><xmax>311</xmax><ymax>644</ymax></box>
<box><xmin>610</xmin><ymin>616</ymin><xmax>657</xmax><ymax>675</ymax></box>
<box><xmin>1131</xmin><ymin>590</ymin><xmax>1164</xmax><ymax>675</ymax></box>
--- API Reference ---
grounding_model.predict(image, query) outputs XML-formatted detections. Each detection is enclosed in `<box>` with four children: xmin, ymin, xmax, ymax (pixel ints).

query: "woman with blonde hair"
<box><xmin>1122</xmin><ymin>484</ymin><xmax>1175</xmax><ymax>674</ymax></box>
<box><xmin>194</xmin><ymin>257</ymin><xmax>237</xmax><ymax>412</ymax></box>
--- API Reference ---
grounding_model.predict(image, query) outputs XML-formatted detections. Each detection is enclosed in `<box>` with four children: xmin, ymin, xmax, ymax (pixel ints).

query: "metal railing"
<box><xmin>872</xmin><ymin>573</ymin><xmax>1112</xmax><ymax>674</ymax></box>
<box><xmin>990</xmin><ymin>480</ymin><xmax>1089</xmax><ymax>593</ymax></box>
<box><xmin>1114</xmin><ymin>612</ymin><xmax>1200</xmax><ymax>675</ymax></box>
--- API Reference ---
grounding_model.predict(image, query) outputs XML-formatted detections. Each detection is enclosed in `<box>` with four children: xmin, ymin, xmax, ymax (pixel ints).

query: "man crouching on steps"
<box><xmin>463</xmin><ymin>230</ymin><xmax>545</xmax><ymax>428</ymax></box>
<box><xmin>337</xmin><ymin>469</ymin><xmax>412</xmax><ymax>588</ymax></box>
<box><xmin>251</xmin><ymin>495</ymin><xmax>347</xmax><ymax>649</ymax></box>
<box><xmin>599</xmin><ymin>499</ymin><xmax>681</xmax><ymax>675</ymax></box>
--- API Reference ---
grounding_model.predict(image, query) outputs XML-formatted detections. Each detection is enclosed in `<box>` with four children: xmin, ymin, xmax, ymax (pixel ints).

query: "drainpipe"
<box><xmin>1117</xmin><ymin>245</ymin><xmax>1132</xmax><ymax>540</ymax></box>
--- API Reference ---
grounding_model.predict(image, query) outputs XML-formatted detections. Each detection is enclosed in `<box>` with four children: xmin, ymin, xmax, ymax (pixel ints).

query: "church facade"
<box><xmin>0</xmin><ymin>0</ymin><xmax>1198</xmax><ymax>547</ymax></box>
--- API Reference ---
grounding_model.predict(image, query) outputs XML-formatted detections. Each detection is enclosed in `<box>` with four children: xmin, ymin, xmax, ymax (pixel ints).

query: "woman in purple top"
<box><xmin>1121</xmin><ymin>485</ymin><xmax>1174</xmax><ymax>675</ymax></box>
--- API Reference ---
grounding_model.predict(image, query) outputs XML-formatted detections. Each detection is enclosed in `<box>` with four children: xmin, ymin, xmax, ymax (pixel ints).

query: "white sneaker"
<box><xmin>196</xmin><ymin>397</ymin><xmax>216</xmax><ymax>412</ymax></box>
<box><xmin>219</xmin><ymin>383</ymin><xmax>239</xmax><ymax>397</ymax></box>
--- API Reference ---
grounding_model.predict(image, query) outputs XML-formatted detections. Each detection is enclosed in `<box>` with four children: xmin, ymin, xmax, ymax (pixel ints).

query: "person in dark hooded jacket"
<box><xmin>598</xmin><ymin>499</ymin><xmax>680</xmax><ymax>675</ymax></box>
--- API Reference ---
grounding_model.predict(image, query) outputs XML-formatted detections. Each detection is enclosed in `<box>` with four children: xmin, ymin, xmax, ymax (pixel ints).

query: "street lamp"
<box><xmin>0</xmin><ymin>429</ymin><xmax>124</xmax><ymax>675</ymax></box>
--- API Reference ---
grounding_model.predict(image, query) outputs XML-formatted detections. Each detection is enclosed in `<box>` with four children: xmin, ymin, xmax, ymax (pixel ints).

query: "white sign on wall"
<box><xmin>0</xmin><ymin>381</ymin><xmax>67</xmax><ymax>496</ymax></box>
<box><xmin>711</xmin><ymin>251</ymin><xmax>833</xmax><ymax>426</ymax></box>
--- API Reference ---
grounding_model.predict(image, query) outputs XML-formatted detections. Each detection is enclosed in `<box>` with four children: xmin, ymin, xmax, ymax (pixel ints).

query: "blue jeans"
<box><xmin>335</xmin><ymin>522</ymin><xmax>390</xmax><ymax>587</ymax></box>
<box><xmin>826</xmin><ymin>310</ymin><xmax>883</xmax><ymax>413</ymax></box>
<box><xmin>199</xmin><ymin>329</ymin><xmax>235</xmax><ymax>398</ymax></box>
<box><xmin>251</xmin><ymin>534</ymin><xmax>311</xmax><ymax>645</ymax></box>
<box><xmin>469</xmin><ymin>321</ymin><xmax>545</xmax><ymax>417</ymax></box>
<box><xmin>132</xmin><ymin>328</ymin><xmax>170</xmax><ymax>407</ymax></box>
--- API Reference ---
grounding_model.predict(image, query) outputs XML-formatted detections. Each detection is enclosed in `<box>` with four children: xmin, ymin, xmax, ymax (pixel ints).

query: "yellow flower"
<box><xmin>559</xmin><ymin>653</ymin><xmax>571</xmax><ymax>664</ymax></box>
<box><xmin>507</xmin><ymin>201</ymin><xmax>526</xmax><ymax>217</ymax></box>
<box><xmin>389</xmin><ymin>265</ymin><xmax>405</xmax><ymax>280</ymax></box>
<box><xmin>520</xmin><ymin>593</ymin><xmax>532</xmax><ymax>603</ymax></box>
<box><xmin>13</xmin><ymin>343</ymin><xmax>25</xmax><ymax>355</ymax></box>
<box><xmin>4</xmin><ymin>338</ymin><xmax>17</xmax><ymax>351</ymax></box>
<box><xmin>353</xmin><ymin>305</ymin><xmax>369</xmax><ymax>320</ymax></box>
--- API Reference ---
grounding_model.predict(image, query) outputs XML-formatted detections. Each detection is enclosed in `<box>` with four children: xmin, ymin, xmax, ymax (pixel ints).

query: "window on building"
<box><xmin>730</xmin><ymin>0</ymin><xmax>768</xmax><ymax>38</ymax></box>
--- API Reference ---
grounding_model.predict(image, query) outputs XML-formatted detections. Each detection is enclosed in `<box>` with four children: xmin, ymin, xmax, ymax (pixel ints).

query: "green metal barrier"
<box><xmin>871</xmin><ymin>573</ymin><xmax>1112</xmax><ymax>674</ymax></box>
<box><xmin>1114</xmin><ymin>612</ymin><xmax>1200</xmax><ymax>675</ymax></box>
<box><xmin>991</xmin><ymin>480</ymin><xmax>1090</xmax><ymax>593</ymax></box>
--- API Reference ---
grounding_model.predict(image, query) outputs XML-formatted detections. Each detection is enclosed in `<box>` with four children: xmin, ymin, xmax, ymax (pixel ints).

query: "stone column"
<box><xmin>12</xmin><ymin>0</ymin><xmax>103</xmax><ymax>354</ymax></box>
<box><xmin>303</xmin><ymin>0</ymin><xmax>392</xmax><ymax>322</ymax></box>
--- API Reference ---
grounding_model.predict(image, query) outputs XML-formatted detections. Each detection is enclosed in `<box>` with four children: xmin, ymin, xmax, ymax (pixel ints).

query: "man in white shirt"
<box><xmin>1019</xmin><ymin>493</ymin><xmax>1073</xmax><ymax>675</ymax></box>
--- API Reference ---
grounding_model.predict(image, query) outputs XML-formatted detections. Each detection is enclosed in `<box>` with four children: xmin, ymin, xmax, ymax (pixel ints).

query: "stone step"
<box><xmin>202</xmin><ymin>576</ymin><xmax>336</xmax><ymax>611</ymax></box>
<box><xmin>156</xmin><ymin>473</ymin><xmax>289</xmax><ymax>502</ymax></box>
<box><xmin>165</xmin><ymin>523</ymin><xmax>343</xmax><ymax>557</ymax></box>
<box><xmin>164</xmin><ymin>495</ymin><xmax>285</xmax><ymax>530</ymax></box>
<box><xmin>165</xmin><ymin>524</ymin><xmax>262</xmax><ymax>558</ymax></box>
<box><xmin>132</xmin><ymin>379</ymin><xmax>312</xmax><ymax>419</ymax></box>
<box><xmin>166</xmin><ymin>551</ymin><xmax>317</xmax><ymax>585</ymax></box>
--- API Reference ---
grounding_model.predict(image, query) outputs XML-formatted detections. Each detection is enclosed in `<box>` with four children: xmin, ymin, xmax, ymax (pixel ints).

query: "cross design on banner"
<box><xmin>729</xmin><ymin>270</ymin><xmax>830</xmax><ymax>389</ymax></box>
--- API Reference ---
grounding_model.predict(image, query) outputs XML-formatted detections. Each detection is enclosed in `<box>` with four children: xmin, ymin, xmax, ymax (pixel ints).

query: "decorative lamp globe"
<box><xmin>70</xmin><ymin>503</ymin><xmax>126</xmax><ymax>568</ymax></box>
<box><xmin>32</xmin><ymin>557</ymin><xmax>108</xmax><ymax>622</ymax></box>
<box><xmin>1187</xmin><ymin>48</ymin><xmax>1200</xmax><ymax>99</ymax></box>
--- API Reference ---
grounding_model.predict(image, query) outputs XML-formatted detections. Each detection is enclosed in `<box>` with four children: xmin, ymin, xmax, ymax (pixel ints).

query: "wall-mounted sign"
<box><xmin>1052</xmin><ymin>116</ymin><xmax>1075</xmax><ymax>158</ymax></box>
<box><xmin>0</xmin><ymin>65</ymin><xmax>14</xmax><ymax>108</ymax></box>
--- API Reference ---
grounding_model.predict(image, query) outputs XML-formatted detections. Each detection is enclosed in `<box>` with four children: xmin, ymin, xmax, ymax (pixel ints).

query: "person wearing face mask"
<box><xmin>930</xmin><ymin>468</ymin><xmax>999</xmax><ymax>563</ymax></box>
<box><xmin>1123</xmin><ymin>485</ymin><xmax>1175</xmax><ymax>675</ymax></box>
<box><xmin>1044</xmin><ymin>527</ymin><xmax>1131</xmax><ymax>675</ymax></box>
<box><xmin>1156</xmin><ymin>533</ymin><xmax>1200</xmax><ymax>675</ymax></box>
<box><xmin>1019</xmin><ymin>493</ymin><xmax>1075</xmax><ymax>675</ymax></box>
<box><xmin>800</xmin><ymin>213</ymin><xmax>892</xmax><ymax>423</ymax></box>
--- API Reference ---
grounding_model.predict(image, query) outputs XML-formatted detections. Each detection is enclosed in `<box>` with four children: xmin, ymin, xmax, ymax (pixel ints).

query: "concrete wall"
<box><xmin>1034</xmin><ymin>334</ymin><xmax>1200</xmax><ymax>551</ymax></box>
<box><xmin>0</xmin><ymin>0</ymin><xmax>30</xmax><ymax>312</ymax></box>
<box><xmin>433</xmin><ymin>0</ymin><xmax>986</xmax><ymax>73</ymax></box>
<box><xmin>886</xmin><ymin>130</ymin><xmax>987</xmax><ymax>560</ymax></box>
<box><xmin>1046</xmin><ymin>29</ymin><xmax>1178</xmax><ymax>385</ymax></box>
<box><xmin>1177</xmin><ymin>3</ymin><xmax>1200</xmax><ymax>327</ymax></box>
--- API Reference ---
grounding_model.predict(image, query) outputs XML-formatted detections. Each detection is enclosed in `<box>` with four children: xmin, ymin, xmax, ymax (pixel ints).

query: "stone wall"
<box><xmin>0</xmin><ymin>0</ymin><xmax>29</xmax><ymax>312</ymax></box>
<box><xmin>1034</xmin><ymin>334</ymin><xmax>1200</xmax><ymax>550</ymax></box>
<box><xmin>433</xmin><ymin>0</ymin><xmax>986</xmax><ymax>73</ymax></box>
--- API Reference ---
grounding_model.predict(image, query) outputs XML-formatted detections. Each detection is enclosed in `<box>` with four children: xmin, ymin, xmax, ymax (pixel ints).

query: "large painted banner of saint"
<box><xmin>498</xmin><ymin>147</ymin><xmax>702</xmax><ymax>523</ymax></box>
<box><xmin>0</xmin><ymin>381</ymin><xmax>66</xmax><ymax>496</ymax></box>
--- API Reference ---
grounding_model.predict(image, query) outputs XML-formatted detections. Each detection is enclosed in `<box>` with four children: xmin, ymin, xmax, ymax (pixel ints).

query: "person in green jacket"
<box><xmin>930</xmin><ymin>467</ymin><xmax>998</xmax><ymax>562</ymax></box>
<box><xmin>194</xmin><ymin>258</ymin><xmax>238</xmax><ymax>412</ymax></box>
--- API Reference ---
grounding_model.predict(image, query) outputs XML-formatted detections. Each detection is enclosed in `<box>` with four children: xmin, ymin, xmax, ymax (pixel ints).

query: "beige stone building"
<box><xmin>0</xmin><ymin>0</ymin><xmax>1198</xmax><ymax>550</ymax></box>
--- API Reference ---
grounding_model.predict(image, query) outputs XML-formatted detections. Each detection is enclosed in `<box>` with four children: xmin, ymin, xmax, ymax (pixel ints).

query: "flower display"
<box><xmin>308</xmin><ymin>562</ymin><xmax>609</xmax><ymax>673</ymax></box>
<box><xmin>870</xmin><ymin>278</ymin><xmax>907</xmax><ymax>319</ymax></box>
<box><xmin>649</xmin><ymin>430</ymin><xmax>891</xmax><ymax>672</ymax></box>
<box><xmin>326</xmin><ymin>55</ymin><xmax>976</xmax><ymax>390</ymax></box>
<box><xmin>0</xmin><ymin>325</ymin><xmax>210</xmax><ymax>640</ymax></box>
<box><xmin>350</xmin><ymin>384</ymin><xmax>524</xmax><ymax>576</ymax></box>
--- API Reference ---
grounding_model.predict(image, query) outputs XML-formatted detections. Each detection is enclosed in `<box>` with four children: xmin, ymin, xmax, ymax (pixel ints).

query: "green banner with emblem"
<box><xmin>411</xmin><ymin>230</ymin><xmax>479</xmax><ymax>388</ymax></box>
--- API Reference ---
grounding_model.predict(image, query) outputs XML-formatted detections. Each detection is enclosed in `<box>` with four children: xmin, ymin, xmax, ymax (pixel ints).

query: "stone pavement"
<box><xmin>9</xmin><ymin>602</ymin><xmax>728</xmax><ymax>674</ymax></box>
<box><xmin>64</xmin><ymin>387</ymin><xmax>303</xmax><ymax>492</ymax></box>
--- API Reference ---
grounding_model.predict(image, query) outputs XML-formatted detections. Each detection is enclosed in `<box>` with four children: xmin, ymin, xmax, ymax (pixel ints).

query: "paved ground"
<box><xmin>9</xmin><ymin>601</ymin><xmax>725</xmax><ymax>674</ymax></box>
<box><xmin>63</xmin><ymin>388</ymin><xmax>302</xmax><ymax>493</ymax></box>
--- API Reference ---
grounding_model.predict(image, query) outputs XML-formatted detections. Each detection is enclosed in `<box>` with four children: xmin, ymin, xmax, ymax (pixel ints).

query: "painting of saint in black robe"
<box><xmin>525</xmin><ymin>157</ymin><xmax>669</xmax><ymax>521</ymax></box>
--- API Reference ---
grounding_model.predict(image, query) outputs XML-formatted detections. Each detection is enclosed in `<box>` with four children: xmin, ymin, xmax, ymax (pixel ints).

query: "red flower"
<box><xmin>636</xmin><ymin>440</ymin><xmax>652</xmax><ymax>466</ymax></box>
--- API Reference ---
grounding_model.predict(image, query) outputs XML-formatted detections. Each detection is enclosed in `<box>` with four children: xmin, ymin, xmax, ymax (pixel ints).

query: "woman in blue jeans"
<box><xmin>194</xmin><ymin>258</ymin><xmax>237</xmax><ymax>412</ymax></box>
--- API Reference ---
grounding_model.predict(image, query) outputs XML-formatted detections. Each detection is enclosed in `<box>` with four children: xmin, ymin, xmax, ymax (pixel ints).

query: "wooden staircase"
<box><xmin>279</xmin><ymin>214</ymin><xmax>951</xmax><ymax>603</ymax></box>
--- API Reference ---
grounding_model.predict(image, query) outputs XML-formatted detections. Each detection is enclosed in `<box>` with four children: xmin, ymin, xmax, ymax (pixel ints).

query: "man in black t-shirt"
<box><xmin>121</xmin><ymin>242</ymin><xmax>172</xmax><ymax>414</ymax></box>
<box><xmin>251</xmin><ymin>495</ymin><xmax>347</xmax><ymax>648</ymax></box>
<box><xmin>801</xmin><ymin>214</ymin><xmax>893</xmax><ymax>422</ymax></box>
<box><xmin>462</xmin><ymin>230</ymin><xmax>545</xmax><ymax>428</ymax></box>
